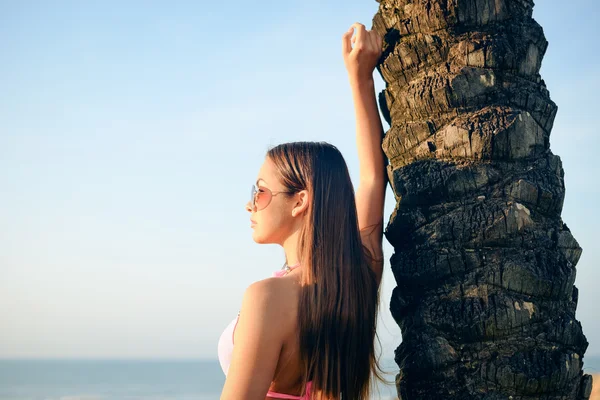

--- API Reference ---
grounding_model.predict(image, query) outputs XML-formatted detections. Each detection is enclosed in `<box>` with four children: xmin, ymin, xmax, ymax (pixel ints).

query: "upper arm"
<box><xmin>220</xmin><ymin>280</ymin><xmax>286</xmax><ymax>400</ymax></box>
<box><xmin>356</xmin><ymin>180</ymin><xmax>386</xmax><ymax>285</ymax></box>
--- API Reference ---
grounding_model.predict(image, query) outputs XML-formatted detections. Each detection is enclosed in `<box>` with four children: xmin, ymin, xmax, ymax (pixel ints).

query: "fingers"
<box><xmin>352</xmin><ymin>22</ymin><xmax>366</xmax><ymax>49</ymax></box>
<box><xmin>342</xmin><ymin>27</ymin><xmax>353</xmax><ymax>55</ymax></box>
<box><xmin>351</xmin><ymin>22</ymin><xmax>366</xmax><ymax>33</ymax></box>
<box><xmin>343</xmin><ymin>23</ymin><xmax>383</xmax><ymax>56</ymax></box>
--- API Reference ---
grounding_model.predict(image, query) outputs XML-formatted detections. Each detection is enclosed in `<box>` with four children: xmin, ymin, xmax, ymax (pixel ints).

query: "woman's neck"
<box><xmin>282</xmin><ymin>229</ymin><xmax>301</xmax><ymax>267</ymax></box>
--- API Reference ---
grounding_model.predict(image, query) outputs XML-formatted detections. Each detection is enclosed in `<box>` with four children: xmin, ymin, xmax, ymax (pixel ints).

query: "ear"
<box><xmin>291</xmin><ymin>190</ymin><xmax>310</xmax><ymax>217</ymax></box>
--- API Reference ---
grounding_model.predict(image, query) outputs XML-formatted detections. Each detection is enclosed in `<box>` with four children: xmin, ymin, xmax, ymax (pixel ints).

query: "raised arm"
<box><xmin>343</xmin><ymin>23</ymin><xmax>388</xmax><ymax>284</ymax></box>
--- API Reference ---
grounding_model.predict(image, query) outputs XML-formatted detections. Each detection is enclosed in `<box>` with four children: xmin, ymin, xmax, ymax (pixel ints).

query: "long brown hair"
<box><xmin>267</xmin><ymin>141</ymin><xmax>385</xmax><ymax>400</ymax></box>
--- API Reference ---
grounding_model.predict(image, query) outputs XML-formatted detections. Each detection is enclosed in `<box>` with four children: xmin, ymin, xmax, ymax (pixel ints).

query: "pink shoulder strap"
<box><xmin>265</xmin><ymin>391</ymin><xmax>303</xmax><ymax>399</ymax></box>
<box><xmin>266</xmin><ymin>381</ymin><xmax>312</xmax><ymax>399</ymax></box>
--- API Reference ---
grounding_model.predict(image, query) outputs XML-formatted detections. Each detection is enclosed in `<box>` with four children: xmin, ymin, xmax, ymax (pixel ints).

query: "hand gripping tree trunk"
<box><xmin>372</xmin><ymin>0</ymin><xmax>593</xmax><ymax>398</ymax></box>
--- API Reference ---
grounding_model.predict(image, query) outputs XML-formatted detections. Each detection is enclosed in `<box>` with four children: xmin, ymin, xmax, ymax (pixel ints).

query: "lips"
<box><xmin>250</xmin><ymin>219</ymin><xmax>257</xmax><ymax>224</ymax></box>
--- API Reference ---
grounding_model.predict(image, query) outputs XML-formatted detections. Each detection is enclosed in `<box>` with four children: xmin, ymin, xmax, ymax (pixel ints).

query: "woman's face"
<box><xmin>245</xmin><ymin>157</ymin><xmax>299</xmax><ymax>245</ymax></box>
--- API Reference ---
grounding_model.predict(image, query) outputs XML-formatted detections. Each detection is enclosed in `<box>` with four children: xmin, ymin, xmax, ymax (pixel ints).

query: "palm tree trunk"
<box><xmin>372</xmin><ymin>0</ymin><xmax>593</xmax><ymax>398</ymax></box>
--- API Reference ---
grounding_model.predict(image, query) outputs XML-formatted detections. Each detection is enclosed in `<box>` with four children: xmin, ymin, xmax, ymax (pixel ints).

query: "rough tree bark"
<box><xmin>372</xmin><ymin>0</ymin><xmax>593</xmax><ymax>398</ymax></box>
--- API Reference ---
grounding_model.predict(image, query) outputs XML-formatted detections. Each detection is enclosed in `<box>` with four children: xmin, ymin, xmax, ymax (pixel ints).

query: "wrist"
<box><xmin>349</xmin><ymin>76</ymin><xmax>375</xmax><ymax>90</ymax></box>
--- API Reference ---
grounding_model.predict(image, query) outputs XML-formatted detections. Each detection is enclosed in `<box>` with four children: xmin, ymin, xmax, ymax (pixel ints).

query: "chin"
<box><xmin>251</xmin><ymin>229</ymin><xmax>277</xmax><ymax>245</ymax></box>
<box><xmin>251</xmin><ymin>230</ymin><xmax>267</xmax><ymax>244</ymax></box>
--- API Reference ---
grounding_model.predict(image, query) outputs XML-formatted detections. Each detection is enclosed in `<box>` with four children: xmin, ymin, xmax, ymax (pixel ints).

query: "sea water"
<box><xmin>0</xmin><ymin>356</ymin><xmax>598</xmax><ymax>400</ymax></box>
<box><xmin>0</xmin><ymin>358</ymin><xmax>398</xmax><ymax>400</ymax></box>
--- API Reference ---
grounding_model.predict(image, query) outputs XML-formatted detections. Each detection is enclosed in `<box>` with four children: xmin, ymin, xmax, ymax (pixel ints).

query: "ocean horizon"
<box><xmin>0</xmin><ymin>358</ymin><xmax>399</xmax><ymax>400</ymax></box>
<box><xmin>0</xmin><ymin>356</ymin><xmax>598</xmax><ymax>400</ymax></box>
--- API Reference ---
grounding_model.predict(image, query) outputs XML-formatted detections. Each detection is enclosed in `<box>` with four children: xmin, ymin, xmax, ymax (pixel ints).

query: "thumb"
<box><xmin>342</xmin><ymin>27</ymin><xmax>353</xmax><ymax>55</ymax></box>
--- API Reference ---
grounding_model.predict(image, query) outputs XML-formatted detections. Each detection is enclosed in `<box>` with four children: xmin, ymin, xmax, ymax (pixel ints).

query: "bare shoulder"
<box><xmin>241</xmin><ymin>276</ymin><xmax>299</xmax><ymax>325</ymax></box>
<box><xmin>244</xmin><ymin>275</ymin><xmax>298</xmax><ymax>299</ymax></box>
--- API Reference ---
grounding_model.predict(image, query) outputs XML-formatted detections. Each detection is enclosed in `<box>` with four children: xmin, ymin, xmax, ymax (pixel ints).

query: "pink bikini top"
<box><xmin>217</xmin><ymin>263</ymin><xmax>312</xmax><ymax>399</ymax></box>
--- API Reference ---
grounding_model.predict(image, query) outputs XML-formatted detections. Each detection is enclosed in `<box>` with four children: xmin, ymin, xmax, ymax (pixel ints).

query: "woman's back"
<box><xmin>266</xmin><ymin>232</ymin><xmax>383</xmax><ymax>399</ymax></box>
<box><xmin>218</xmin><ymin>264</ymin><xmax>310</xmax><ymax>399</ymax></box>
<box><xmin>262</xmin><ymin>269</ymin><xmax>307</xmax><ymax>397</ymax></box>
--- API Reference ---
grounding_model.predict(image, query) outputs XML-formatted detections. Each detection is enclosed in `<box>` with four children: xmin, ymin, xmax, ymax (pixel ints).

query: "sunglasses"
<box><xmin>250</xmin><ymin>184</ymin><xmax>295</xmax><ymax>211</ymax></box>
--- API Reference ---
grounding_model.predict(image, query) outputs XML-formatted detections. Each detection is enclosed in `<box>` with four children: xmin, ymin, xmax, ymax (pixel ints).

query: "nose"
<box><xmin>245</xmin><ymin>200</ymin><xmax>254</xmax><ymax>213</ymax></box>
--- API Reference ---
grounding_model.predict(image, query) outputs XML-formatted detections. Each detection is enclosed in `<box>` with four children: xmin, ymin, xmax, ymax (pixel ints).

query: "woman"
<box><xmin>219</xmin><ymin>23</ymin><xmax>387</xmax><ymax>400</ymax></box>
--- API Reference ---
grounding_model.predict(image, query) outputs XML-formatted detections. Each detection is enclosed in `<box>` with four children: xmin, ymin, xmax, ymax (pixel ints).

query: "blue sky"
<box><xmin>1</xmin><ymin>0</ymin><xmax>599</xmax><ymax>362</ymax></box>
